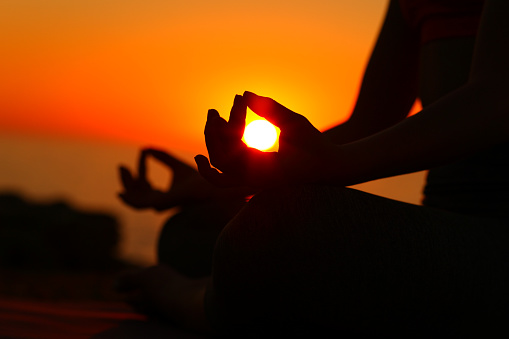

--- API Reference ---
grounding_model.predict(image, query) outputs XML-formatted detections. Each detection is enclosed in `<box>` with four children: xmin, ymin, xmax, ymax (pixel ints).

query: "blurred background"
<box><xmin>0</xmin><ymin>0</ymin><xmax>425</xmax><ymax>274</ymax></box>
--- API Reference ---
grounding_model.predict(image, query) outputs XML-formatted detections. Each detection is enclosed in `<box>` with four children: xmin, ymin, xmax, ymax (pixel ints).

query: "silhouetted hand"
<box><xmin>118</xmin><ymin>148</ymin><xmax>223</xmax><ymax>211</ymax></box>
<box><xmin>195</xmin><ymin>91</ymin><xmax>342</xmax><ymax>188</ymax></box>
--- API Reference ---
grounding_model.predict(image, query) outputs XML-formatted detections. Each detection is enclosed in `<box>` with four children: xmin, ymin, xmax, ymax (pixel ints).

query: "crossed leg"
<box><xmin>157</xmin><ymin>198</ymin><xmax>245</xmax><ymax>278</ymax></box>
<box><xmin>206</xmin><ymin>184</ymin><xmax>509</xmax><ymax>337</ymax></box>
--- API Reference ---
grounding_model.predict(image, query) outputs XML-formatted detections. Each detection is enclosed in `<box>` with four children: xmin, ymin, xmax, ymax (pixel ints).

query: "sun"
<box><xmin>243</xmin><ymin>120</ymin><xmax>278</xmax><ymax>151</ymax></box>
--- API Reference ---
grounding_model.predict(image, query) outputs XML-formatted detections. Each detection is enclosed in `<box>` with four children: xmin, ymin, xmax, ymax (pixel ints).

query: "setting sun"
<box><xmin>243</xmin><ymin>120</ymin><xmax>278</xmax><ymax>151</ymax></box>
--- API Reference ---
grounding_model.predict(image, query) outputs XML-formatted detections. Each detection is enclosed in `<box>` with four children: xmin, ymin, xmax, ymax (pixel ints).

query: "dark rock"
<box><xmin>0</xmin><ymin>192</ymin><xmax>125</xmax><ymax>271</ymax></box>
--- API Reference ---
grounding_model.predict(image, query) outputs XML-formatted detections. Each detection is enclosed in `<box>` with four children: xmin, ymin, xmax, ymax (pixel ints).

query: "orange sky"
<box><xmin>0</xmin><ymin>1</ymin><xmax>433</xmax><ymax>264</ymax></box>
<box><xmin>0</xmin><ymin>0</ymin><xmax>388</xmax><ymax>153</ymax></box>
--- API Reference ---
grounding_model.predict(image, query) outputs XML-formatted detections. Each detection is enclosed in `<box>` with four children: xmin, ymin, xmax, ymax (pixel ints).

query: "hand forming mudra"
<box><xmin>195</xmin><ymin>91</ymin><xmax>342</xmax><ymax>188</ymax></box>
<box><xmin>118</xmin><ymin>148</ymin><xmax>224</xmax><ymax>211</ymax></box>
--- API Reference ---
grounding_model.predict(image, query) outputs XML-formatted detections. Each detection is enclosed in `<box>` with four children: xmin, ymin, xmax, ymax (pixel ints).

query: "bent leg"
<box><xmin>207</xmin><ymin>185</ymin><xmax>509</xmax><ymax>337</ymax></box>
<box><xmin>158</xmin><ymin>199</ymin><xmax>245</xmax><ymax>278</ymax></box>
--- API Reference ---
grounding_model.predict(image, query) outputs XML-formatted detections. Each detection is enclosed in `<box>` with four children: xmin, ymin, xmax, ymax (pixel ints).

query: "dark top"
<box><xmin>399</xmin><ymin>0</ymin><xmax>484</xmax><ymax>44</ymax></box>
<box><xmin>398</xmin><ymin>0</ymin><xmax>509</xmax><ymax>217</ymax></box>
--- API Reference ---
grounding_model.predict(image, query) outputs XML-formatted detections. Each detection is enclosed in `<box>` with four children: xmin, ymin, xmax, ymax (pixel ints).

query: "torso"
<box><xmin>401</xmin><ymin>1</ymin><xmax>509</xmax><ymax>217</ymax></box>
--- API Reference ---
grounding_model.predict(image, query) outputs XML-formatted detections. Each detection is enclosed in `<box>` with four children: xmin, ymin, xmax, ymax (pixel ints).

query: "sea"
<box><xmin>0</xmin><ymin>133</ymin><xmax>426</xmax><ymax>266</ymax></box>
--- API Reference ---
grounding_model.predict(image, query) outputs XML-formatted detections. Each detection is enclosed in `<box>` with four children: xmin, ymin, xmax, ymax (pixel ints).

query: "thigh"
<box><xmin>157</xmin><ymin>199</ymin><xmax>246</xmax><ymax>278</ymax></box>
<box><xmin>209</xmin><ymin>184</ymin><xmax>509</xmax><ymax>337</ymax></box>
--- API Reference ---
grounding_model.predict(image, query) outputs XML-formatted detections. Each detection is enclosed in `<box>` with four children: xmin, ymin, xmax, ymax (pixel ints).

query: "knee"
<box><xmin>215</xmin><ymin>185</ymin><xmax>336</xmax><ymax>255</ymax></box>
<box><xmin>213</xmin><ymin>184</ymin><xmax>367</xmax><ymax>265</ymax></box>
<box><xmin>232</xmin><ymin>184</ymin><xmax>374</xmax><ymax>241</ymax></box>
<box><xmin>209</xmin><ymin>184</ymin><xmax>357</xmax><ymax>306</ymax></box>
<box><xmin>210</xmin><ymin>183</ymin><xmax>403</xmax><ymax>298</ymax></box>
<box><xmin>209</xmin><ymin>185</ymin><xmax>384</xmax><ymax>332</ymax></box>
<box><xmin>210</xmin><ymin>186</ymin><xmax>314</xmax><ymax>307</ymax></box>
<box><xmin>157</xmin><ymin>199</ymin><xmax>245</xmax><ymax>277</ymax></box>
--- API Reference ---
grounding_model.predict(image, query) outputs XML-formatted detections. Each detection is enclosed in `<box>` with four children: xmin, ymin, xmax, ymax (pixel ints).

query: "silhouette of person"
<box><xmin>118</xmin><ymin>148</ymin><xmax>248</xmax><ymax>277</ymax></box>
<box><xmin>117</xmin><ymin>0</ymin><xmax>509</xmax><ymax>337</ymax></box>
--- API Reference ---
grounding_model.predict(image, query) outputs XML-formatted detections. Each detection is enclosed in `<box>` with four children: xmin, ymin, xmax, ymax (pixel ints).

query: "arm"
<box><xmin>195</xmin><ymin>1</ymin><xmax>508</xmax><ymax>189</ymax></box>
<box><xmin>324</xmin><ymin>0</ymin><xmax>420</xmax><ymax>145</ymax></box>
<box><xmin>118</xmin><ymin>148</ymin><xmax>250</xmax><ymax>211</ymax></box>
<box><xmin>335</xmin><ymin>0</ymin><xmax>509</xmax><ymax>185</ymax></box>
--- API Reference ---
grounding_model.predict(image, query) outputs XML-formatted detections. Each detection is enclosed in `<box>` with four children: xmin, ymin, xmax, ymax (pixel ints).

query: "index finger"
<box><xmin>227</xmin><ymin>94</ymin><xmax>247</xmax><ymax>141</ymax></box>
<box><xmin>243</xmin><ymin>91</ymin><xmax>303</xmax><ymax>128</ymax></box>
<box><xmin>205</xmin><ymin>109</ymin><xmax>230</xmax><ymax>170</ymax></box>
<box><xmin>119</xmin><ymin>166</ymin><xmax>136</xmax><ymax>190</ymax></box>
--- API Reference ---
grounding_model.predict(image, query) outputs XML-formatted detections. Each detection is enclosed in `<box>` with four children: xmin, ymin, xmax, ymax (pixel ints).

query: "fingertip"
<box><xmin>119</xmin><ymin>166</ymin><xmax>130</xmax><ymax>178</ymax></box>
<box><xmin>194</xmin><ymin>154</ymin><xmax>207</xmax><ymax>163</ymax></box>
<box><xmin>207</xmin><ymin>109</ymin><xmax>219</xmax><ymax>119</ymax></box>
<box><xmin>233</xmin><ymin>94</ymin><xmax>244</xmax><ymax>106</ymax></box>
<box><xmin>195</xmin><ymin>156</ymin><xmax>210</xmax><ymax>175</ymax></box>
<box><xmin>194</xmin><ymin>154</ymin><xmax>211</xmax><ymax>172</ymax></box>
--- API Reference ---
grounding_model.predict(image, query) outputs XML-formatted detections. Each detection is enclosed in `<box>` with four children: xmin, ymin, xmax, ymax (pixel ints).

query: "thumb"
<box><xmin>243</xmin><ymin>91</ymin><xmax>303</xmax><ymax>129</ymax></box>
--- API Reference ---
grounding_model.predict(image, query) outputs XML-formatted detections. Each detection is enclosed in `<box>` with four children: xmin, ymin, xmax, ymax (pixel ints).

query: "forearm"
<box><xmin>333</xmin><ymin>81</ymin><xmax>509</xmax><ymax>186</ymax></box>
<box><xmin>328</xmin><ymin>0</ymin><xmax>509</xmax><ymax>186</ymax></box>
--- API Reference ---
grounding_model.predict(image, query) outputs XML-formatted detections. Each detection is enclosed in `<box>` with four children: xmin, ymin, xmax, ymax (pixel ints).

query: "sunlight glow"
<box><xmin>243</xmin><ymin>120</ymin><xmax>278</xmax><ymax>151</ymax></box>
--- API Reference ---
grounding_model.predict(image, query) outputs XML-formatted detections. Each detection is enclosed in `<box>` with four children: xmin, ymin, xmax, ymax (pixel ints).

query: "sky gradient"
<box><xmin>0</xmin><ymin>0</ymin><xmax>431</xmax><ymax>265</ymax></box>
<box><xmin>1</xmin><ymin>0</ymin><xmax>387</xmax><ymax>152</ymax></box>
